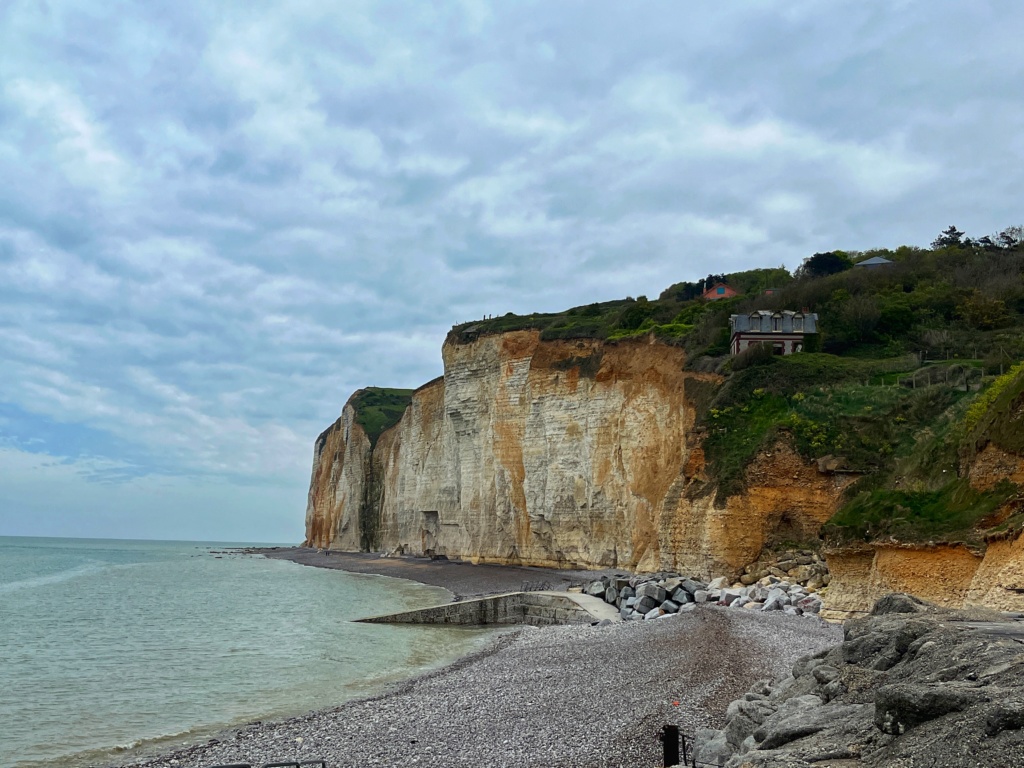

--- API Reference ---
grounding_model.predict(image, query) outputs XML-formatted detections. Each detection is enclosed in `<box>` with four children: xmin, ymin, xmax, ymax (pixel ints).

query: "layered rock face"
<box><xmin>304</xmin><ymin>404</ymin><xmax>371</xmax><ymax>551</ymax></box>
<box><xmin>824</xmin><ymin>533</ymin><xmax>1024</xmax><ymax>619</ymax></box>
<box><xmin>305</xmin><ymin>331</ymin><xmax>853</xmax><ymax>575</ymax></box>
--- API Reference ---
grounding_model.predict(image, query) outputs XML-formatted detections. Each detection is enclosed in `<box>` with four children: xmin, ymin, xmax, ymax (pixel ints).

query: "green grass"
<box><xmin>702</xmin><ymin>354</ymin><xmax>969</xmax><ymax>499</ymax></box>
<box><xmin>826</xmin><ymin>479</ymin><xmax>1018</xmax><ymax>545</ymax></box>
<box><xmin>350</xmin><ymin>387</ymin><xmax>415</xmax><ymax>446</ymax></box>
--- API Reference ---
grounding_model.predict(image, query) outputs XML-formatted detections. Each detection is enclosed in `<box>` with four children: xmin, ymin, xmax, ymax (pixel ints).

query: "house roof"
<box><xmin>855</xmin><ymin>256</ymin><xmax>894</xmax><ymax>266</ymax></box>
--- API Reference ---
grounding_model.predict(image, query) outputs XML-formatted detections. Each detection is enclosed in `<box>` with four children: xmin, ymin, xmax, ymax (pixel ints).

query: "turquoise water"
<box><xmin>0</xmin><ymin>537</ymin><xmax>490</xmax><ymax>768</ymax></box>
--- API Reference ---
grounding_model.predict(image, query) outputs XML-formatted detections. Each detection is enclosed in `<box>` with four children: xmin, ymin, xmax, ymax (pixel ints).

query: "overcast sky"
<box><xmin>1</xmin><ymin>1</ymin><xmax>1022</xmax><ymax>543</ymax></box>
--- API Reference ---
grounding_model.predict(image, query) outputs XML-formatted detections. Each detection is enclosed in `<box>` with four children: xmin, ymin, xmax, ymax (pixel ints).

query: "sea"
<box><xmin>0</xmin><ymin>536</ymin><xmax>493</xmax><ymax>768</ymax></box>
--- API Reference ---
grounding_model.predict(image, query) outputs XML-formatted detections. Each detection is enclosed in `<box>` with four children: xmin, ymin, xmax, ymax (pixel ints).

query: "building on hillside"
<box><xmin>854</xmin><ymin>256</ymin><xmax>894</xmax><ymax>269</ymax></box>
<box><xmin>703</xmin><ymin>282</ymin><xmax>739</xmax><ymax>300</ymax></box>
<box><xmin>729</xmin><ymin>310</ymin><xmax>818</xmax><ymax>356</ymax></box>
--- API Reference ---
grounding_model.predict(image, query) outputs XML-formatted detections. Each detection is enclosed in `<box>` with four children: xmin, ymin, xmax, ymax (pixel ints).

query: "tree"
<box><xmin>931</xmin><ymin>225</ymin><xmax>965</xmax><ymax>249</ymax></box>
<box><xmin>795</xmin><ymin>252</ymin><xmax>852</xmax><ymax>279</ymax></box>
<box><xmin>997</xmin><ymin>225</ymin><xmax>1024</xmax><ymax>250</ymax></box>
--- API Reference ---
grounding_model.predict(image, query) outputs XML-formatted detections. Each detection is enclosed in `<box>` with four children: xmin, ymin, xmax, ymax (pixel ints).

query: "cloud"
<box><xmin>1</xmin><ymin>0</ymin><xmax>1023</xmax><ymax>539</ymax></box>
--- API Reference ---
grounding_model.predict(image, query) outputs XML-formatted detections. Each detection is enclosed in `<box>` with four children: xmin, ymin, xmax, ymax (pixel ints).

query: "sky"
<box><xmin>1</xmin><ymin>1</ymin><xmax>1022</xmax><ymax>543</ymax></box>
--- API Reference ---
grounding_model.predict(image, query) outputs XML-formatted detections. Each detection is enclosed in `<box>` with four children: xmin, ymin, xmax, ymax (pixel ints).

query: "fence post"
<box><xmin>660</xmin><ymin>724</ymin><xmax>679</xmax><ymax>766</ymax></box>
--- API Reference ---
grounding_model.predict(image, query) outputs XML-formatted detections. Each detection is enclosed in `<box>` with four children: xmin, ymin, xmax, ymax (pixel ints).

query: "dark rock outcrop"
<box><xmin>694</xmin><ymin>593</ymin><xmax>1024</xmax><ymax>767</ymax></box>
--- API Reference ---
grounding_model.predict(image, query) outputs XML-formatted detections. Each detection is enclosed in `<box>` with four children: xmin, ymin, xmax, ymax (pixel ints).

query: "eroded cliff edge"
<box><xmin>305</xmin><ymin>330</ymin><xmax>853</xmax><ymax>576</ymax></box>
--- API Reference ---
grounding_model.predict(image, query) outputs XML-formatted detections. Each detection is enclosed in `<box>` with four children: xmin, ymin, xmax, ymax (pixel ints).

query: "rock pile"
<box><xmin>692</xmin><ymin>593</ymin><xmax>1024</xmax><ymax>767</ymax></box>
<box><xmin>738</xmin><ymin>548</ymin><xmax>830</xmax><ymax>591</ymax></box>
<box><xmin>581</xmin><ymin>572</ymin><xmax>824</xmax><ymax>621</ymax></box>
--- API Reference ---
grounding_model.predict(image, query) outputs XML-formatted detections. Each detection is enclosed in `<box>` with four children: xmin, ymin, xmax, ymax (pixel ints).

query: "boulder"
<box><xmin>671</xmin><ymin>587</ymin><xmax>693</xmax><ymax>604</ymax></box>
<box><xmin>661</xmin><ymin>599</ymin><xmax>680</xmax><ymax>613</ymax></box>
<box><xmin>871</xmin><ymin>593</ymin><xmax>929</xmax><ymax>616</ymax></box>
<box><xmin>762</xmin><ymin>588</ymin><xmax>788</xmax><ymax>611</ymax></box>
<box><xmin>756</xmin><ymin>703</ymin><xmax>867</xmax><ymax>750</ymax></box>
<box><xmin>644</xmin><ymin>607</ymin><xmax>663</xmax><ymax>620</ymax></box>
<box><xmin>797</xmin><ymin>595</ymin><xmax>822</xmax><ymax>614</ymax></box>
<box><xmin>636</xmin><ymin>582</ymin><xmax>668</xmax><ymax>603</ymax></box>
<box><xmin>707</xmin><ymin>576</ymin><xmax>730</xmax><ymax>590</ymax></box>
<box><xmin>694</xmin><ymin>590</ymin><xmax>709</xmax><ymax>603</ymax></box>
<box><xmin>724</xmin><ymin>699</ymin><xmax>777</xmax><ymax>748</ymax></box>
<box><xmin>986</xmin><ymin>701</ymin><xmax>1024</xmax><ymax>736</ymax></box>
<box><xmin>720</xmin><ymin>589</ymin><xmax>744</xmax><ymax>606</ymax></box>
<box><xmin>635</xmin><ymin>595</ymin><xmax>658</xmax><ymax>614</ymax></box>
<box><xmin>661</xmin><ymin>577</ymin><xmax>682</xmax><ymax>594</ymax></box>
<box><xmin>604</xmin><ymin>585</ymin><xmax>618</xmax><ymax>604</ymax></box>
<box><xmin>619</xmin><ymin>585</ymin><xmax>635</xmax><ymax>601</ymax></box>
<box><xmin>585</xmin><ymin>580</ymin><xmax>605</xmax><ymax>598</ymax></box>
<box><xmin>692</xmin><ymin>728</ymin><xmax>732</xmax><ymax>768</ymax></box>
<box><xmin>874</xmin><ymin>683</ymin><xmax>979</xmax><ymax>734</ymax></box>
<box><xmin>680</xmin><ymin>578</ymin><xmax>706</xmax><ymax>595</ymax></box>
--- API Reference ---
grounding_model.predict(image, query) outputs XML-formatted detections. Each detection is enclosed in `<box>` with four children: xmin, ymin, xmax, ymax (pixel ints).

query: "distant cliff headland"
<box><xmin>305</xmin><ymin>227</ymin><xmax>1024</xmax><ymax>615</ymax></box>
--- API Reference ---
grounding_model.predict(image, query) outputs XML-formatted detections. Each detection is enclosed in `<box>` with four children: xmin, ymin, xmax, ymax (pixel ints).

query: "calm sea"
<box><xmin>0</xmin><ymin>537</ymin><xmax>491</xmax><ymax>768</ymax></box>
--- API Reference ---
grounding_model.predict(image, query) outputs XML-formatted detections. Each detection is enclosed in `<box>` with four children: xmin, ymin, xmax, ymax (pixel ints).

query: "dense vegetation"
<box><xmin>350</xmin><ymin>387</ymin><xmax>415</xmax><ymax>447</ymax></box>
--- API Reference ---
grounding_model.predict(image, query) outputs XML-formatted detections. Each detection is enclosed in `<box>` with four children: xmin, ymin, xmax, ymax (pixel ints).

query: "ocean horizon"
<box><xmin>0</xmin><ymin>536</ymin><xmax>492</xmax><ymax>768</ymax></box>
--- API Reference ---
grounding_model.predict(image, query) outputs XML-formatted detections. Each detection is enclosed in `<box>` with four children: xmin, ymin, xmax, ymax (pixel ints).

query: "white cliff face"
<box><xmin>376</xmin><ymin>332</ymin><xmax>696</xmax><ymax>570</ymax></box>
<box><xmin>307</xmin><ymin>331</ymin><xmax>852</xmax><ymax>575</ymax></box>
<box><xmin>304</xmin><ymin>402</ymin><xmax>370</xmax><ymax>550</ymax></box>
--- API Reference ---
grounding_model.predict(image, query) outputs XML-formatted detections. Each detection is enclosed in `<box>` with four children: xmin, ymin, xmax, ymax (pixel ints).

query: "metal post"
<box><xmin>660</xmin><ymin>724</ymin><xmax>680</xmax><ymax>767</ymax></box>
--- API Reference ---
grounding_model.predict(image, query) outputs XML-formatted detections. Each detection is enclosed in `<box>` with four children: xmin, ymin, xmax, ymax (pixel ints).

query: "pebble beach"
<box><xmin>110</xmin><ymin>551</ymin><xmax>841</xmax><ymax>768</ymax></box>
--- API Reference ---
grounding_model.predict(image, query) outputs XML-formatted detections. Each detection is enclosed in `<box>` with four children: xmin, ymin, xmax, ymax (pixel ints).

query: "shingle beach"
<box><xmin>111</xmin><ymin>552</ymin><xmax>841</xmax><ymax>768</ymax></box>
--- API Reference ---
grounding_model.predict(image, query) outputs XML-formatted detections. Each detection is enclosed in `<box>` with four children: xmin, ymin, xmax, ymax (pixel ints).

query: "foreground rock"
<box><xmin>694</xmin><ymin>593</ymin><xmax>1024</xmax><ymax>767</ymax></box>
<box><xmin>112</xmin><ymin>608</ymin><xmax>839</xmax><ymax>768</ymax></box>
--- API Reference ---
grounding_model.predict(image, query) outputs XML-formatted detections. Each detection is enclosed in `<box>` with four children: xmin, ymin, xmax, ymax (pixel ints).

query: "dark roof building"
<box><xmin>854</xmin><ymin>256</ymin><xmax>894</xmax><ymax>269</ymax></box>
<box><xmin>729</xmin><ymin>310</ymin><xmax>819</xmax><ymax>356</ymax></box>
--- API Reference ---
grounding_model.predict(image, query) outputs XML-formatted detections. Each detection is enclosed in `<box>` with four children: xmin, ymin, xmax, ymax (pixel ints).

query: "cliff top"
<box><xmin>348</xmin><ymin>387</ymin><xmax>415</xmax><ymax>447</ymax></box>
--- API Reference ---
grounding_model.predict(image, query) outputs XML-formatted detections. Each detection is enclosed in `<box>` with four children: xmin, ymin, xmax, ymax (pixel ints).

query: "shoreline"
<box><xmin>252</xmin><ymin>546</ymin><xmax>622</xmax><ymax>600</ymax></box>
<box><xmin>105</xmin><ymin>548</ymin><xmax>842</xmax><ymax>768</ymax></box>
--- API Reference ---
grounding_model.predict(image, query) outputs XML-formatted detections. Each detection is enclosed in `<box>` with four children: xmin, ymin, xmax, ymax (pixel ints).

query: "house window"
<box><xmin>717</xmin><ymin>286</ymin><xmax>725</xmax><ymax>295</ymax></box>
<box><xmin>773</xmin><ymin>342</ymin><xmax>785</xmax><ymax>355</ymax></box>
<box><xmin>772</xmin><ymin>314</ymin><xmax>782</xmax><ymax>331</ymax></box>
<box><xmin>793</xmin><ymin>315</ymin><xmax>804</xmax><ymax>332</ymax></box>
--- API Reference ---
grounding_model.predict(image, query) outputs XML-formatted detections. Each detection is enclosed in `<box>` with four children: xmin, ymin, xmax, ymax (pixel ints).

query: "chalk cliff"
<box><xmin>305</xmin><ymin>331</ymin><xmax>853</xmax><ymax>575</ymax></box>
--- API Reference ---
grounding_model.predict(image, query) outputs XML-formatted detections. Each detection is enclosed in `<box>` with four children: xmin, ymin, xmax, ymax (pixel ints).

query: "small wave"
<box><xmin>0</xmin><ymin>560</ymin><xmax>108</xmax><ymax>595</ymax></box>
<box><xmin>112</xmin><ymin>739</ymin><xmax>142</xmax><ymax>751</ymax></box>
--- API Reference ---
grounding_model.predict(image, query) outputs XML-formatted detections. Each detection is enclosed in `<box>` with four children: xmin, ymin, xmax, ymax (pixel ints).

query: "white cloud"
<box><xmin>1</xmin><ymin>0</ymin><xmax>1022</xmax><ymax>540</ymax></box>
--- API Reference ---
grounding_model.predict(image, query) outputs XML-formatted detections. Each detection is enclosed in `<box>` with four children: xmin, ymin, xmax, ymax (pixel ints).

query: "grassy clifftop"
<box><xmin>349</xmin><ymin>387</ymin><xmax>415</xmax><ymax>447</ymax></box>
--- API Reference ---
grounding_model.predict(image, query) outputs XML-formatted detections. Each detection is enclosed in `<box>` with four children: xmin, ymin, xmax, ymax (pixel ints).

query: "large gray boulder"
<box><xmin>874</xmin><ymin>683</ymin><xmax>980</xmax><ymax>735</ymax></box>
<box><xmin>636</xmin><ymin>582</ymin><xmax>668</xmax><ymax>603</ymax></box>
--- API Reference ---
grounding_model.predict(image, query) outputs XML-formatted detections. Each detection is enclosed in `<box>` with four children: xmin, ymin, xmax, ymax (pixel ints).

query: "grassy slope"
<box><xmin>350</xmin><ymin>387</ymin><xmax>415</xmax><ymax>447</ymax></box>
